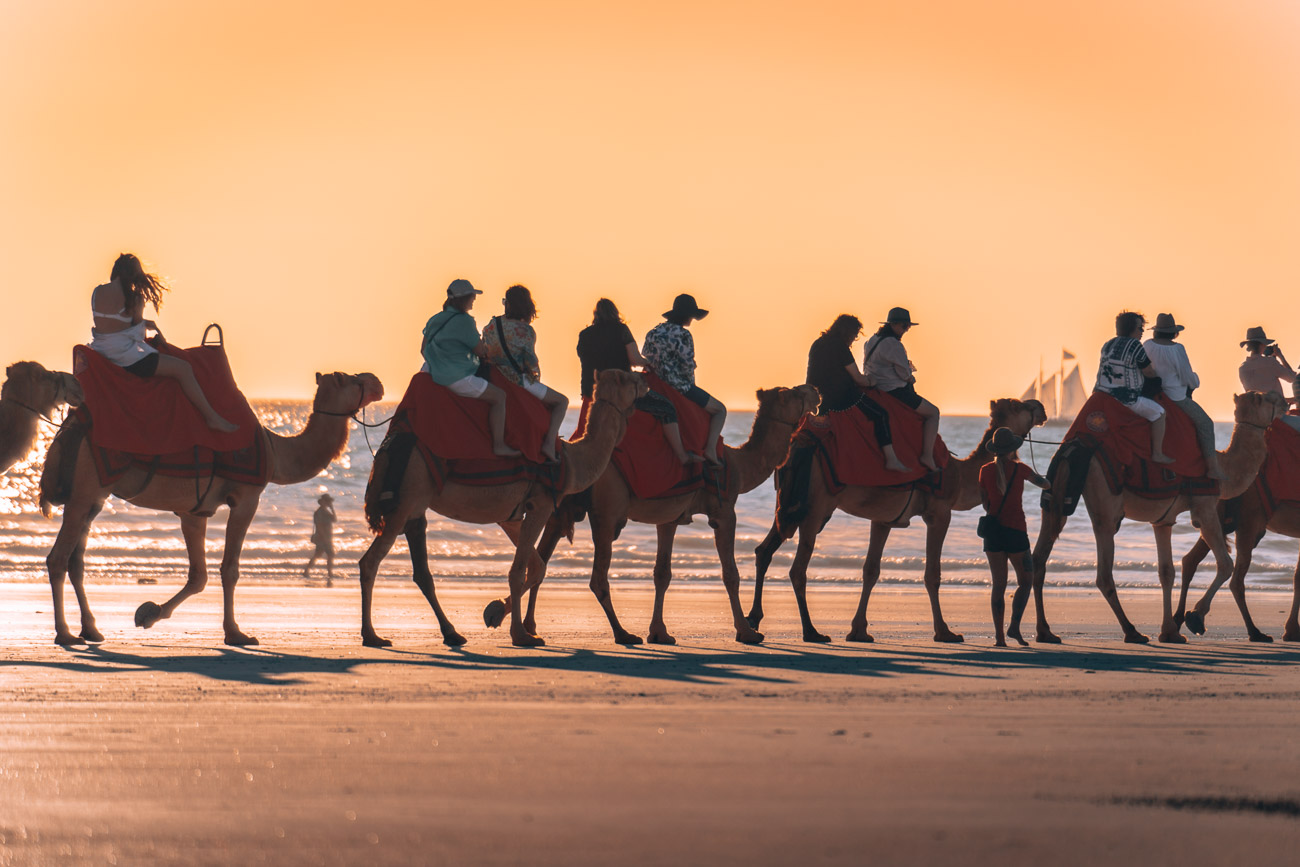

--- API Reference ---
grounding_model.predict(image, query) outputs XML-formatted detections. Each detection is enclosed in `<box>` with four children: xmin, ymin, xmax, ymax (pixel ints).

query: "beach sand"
<box><xmin>2</xmin><ymin>577</ymin><xmax>1298</xmax><ymax>865</ymax></box>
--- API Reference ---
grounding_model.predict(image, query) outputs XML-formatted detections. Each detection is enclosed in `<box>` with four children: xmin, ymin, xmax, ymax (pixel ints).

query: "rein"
<box><xmin>0</xmin><ymin>396</ymin><xmax>62</xmax><ymax>428</ymax></box>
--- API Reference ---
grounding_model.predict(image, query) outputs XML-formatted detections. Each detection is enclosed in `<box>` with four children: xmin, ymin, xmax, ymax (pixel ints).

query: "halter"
<box><xmin>594</xmin><ymin>396</ymin><xmax>636</xmax><ymax>420</ymax></box>
<box><xmin>0</xmin><ymin>375</ymin><xmax>63</xmax><ymax>427</ymax></box>
<box><xmin>312</xmin><ymin>375</ymin><xmax>370</xmax><ymax>419</ymax></box>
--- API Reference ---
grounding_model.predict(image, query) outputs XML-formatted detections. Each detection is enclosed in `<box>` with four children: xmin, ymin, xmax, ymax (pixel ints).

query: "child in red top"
<box><xmin>979</xmin><ymin>427</ymin><xmax>1050</xmax><ymax>647</ymax></box>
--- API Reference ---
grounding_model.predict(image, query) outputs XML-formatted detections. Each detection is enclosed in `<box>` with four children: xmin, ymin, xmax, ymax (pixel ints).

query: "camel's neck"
<box><xmin>0</xmin><ymin>402</ymin><xmax>40</xmax><ymax>472</ymax></box>
<box><xmin>266</xmin><ymin>412</ymin><xmax>351</xmax><ymax>485</ymax></box>
<box><xmin>562</xmin><ymin>401</ymin><xmax>628</xmax><ymax>493</ymax></box>
<box><xmin>946</xmin><ymin>425</ymin><xmax>1000</xmax><ymax>510</ymax></box>
<box><xmin>1218</xmin><ymin>421</ymin><xmax>1270</xmax><ymax>499</ymax></box>
<box><xmin>727</xmin><ymin>413</ymin><xmax>800</xmax><ymax>495</ymax></box>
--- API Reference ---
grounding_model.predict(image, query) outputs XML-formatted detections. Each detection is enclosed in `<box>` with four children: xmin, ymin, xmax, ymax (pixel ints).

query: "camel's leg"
<box><xmin>68</xmin><ymin>504</ymin><xmax>104</xmax><ymax>642</ymax></box>
<box><xmin>1029</xmin><ymin>508</ymin><xmax>1065</xmax><ymax>643</ymax></box>
<box><xmin>648</xmin><ymin>523</ymin><xmax>678</xmax><ymax>645</ymax></box>
<box><xmin>358</xmin><ymin>518</ymin><xmax>405</xmax><ymax>648</ymax></box>
<box><xmin>1091</xmin><ymin>513</ymin><xmax>1146</xmax><ymax>643</ymax></box>
<box><xmin>46</xmin><ymin>498</ymin><xmax>101</xmax><ymax>646</ymax></box>
<box><xmin>218</xmin><ymin>497</ymin><xmax>262</xmax><ymax>646</ymax></box>
<box><xmin>587</xmin><ymin>513</ymin><xmax>642</xmax><ymax>645</ymax></box>
<box><xmin>507</xmin><ymin>507</ymin><xmax>550</xmax><ymax>647</ymax></box>
<box><xmin>1176</xmin><ymin>535</ymin><xmax>1212</xmax><ymax>627</ymax></box>
<box><xmin>1187</xmin><ymin>526</ymin><xmax>1250</xmax><ymax>639</ymax></box>
<box><xmin>1284</xmin><ymin>549</ymin><xmax>1300</xmax><ymax>642</ymax></box>
<box><xmin>712</xmin><ymin>509</ymin><xmax>763</xmax><ymax>644</ymax></box>
<box><xmin>788</xmin><ymin>520</ymin><xmax>829</xmax><ymax>643</ymax></box>
<box><xmin>848</xmin><ymin>521</ymin><xmax>892</xmax><ymax>642</ymax></box>
<box><xmin>746</xmin><ymin>524</ymin><xmax>786</xmax><ymax>630</ymax></box>
<box><xmin>923</xmin><ymin>510</ymin><xmax>962</xmax><ymax>643</ymax></box>
<box><xmin>138</xmin><ymin>514</ymin><xmax>209</xmax><ymax>630</ymax></box>
<box><xmin>1222</xmin><ymin>530</ymin><xmax>1270</xmax><ymax>642</ymax></box>
<box><xmin>404</xmin><ymin>516</ymin><xmax>466</xmax><ymax>647</ymax></box>
<box><xmin>1154</xmin><ymin>524</ymin><xmax>1186</xmax><ymax>644</ymax></box>
<box><xmin>501</xmin><ymin>520</ymin><xmax>550</xmax><ymax>635</ymax></box>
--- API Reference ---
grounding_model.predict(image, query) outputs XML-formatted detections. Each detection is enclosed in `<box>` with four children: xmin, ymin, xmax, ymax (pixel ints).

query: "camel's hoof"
<box><xmin>1183</xmin><ymin>610</ymin><xmax>1206</xmax><ymax>636</ymax></box>
<box><xmin>615</xmin><ymin>632</ymin><xmax>644</xmax><ymax>646</ymax></box>
<box><xmin>511</xmin><ymin>633</ymin><xmax>546</xmax><ymax>648</ymax></box>
<box><xmin>744</xmin><ymin>612</ymin><xmax>763</xmax><ymax>630</ymax></box>
<box><xmin>134</xmin><ymin>601</ymin><xmax>163</xmax><ymax>629</ymax></box>
<box><xmin>362</xmin><ymin>634</ymin><xmax>393</xmax><ymax>648</ymax></box>
<box><xmin>736</xmin><ymin>629</ymin><xmax>764</xmax><ymax>645</ymax></box>
<box><xmin>80</xmin><ymin>627</ymin><xmax>105</xmax><ymax>643</ymax></box>
<box><xmin>647</xmin><ymin>632</ymin><xmax>676</xmax><ymax>646</ymax></box>
<box><xmin>1158</xmin><ymin>632</ymin><xmax>1188</xmax><ymax>644</ymax></box>
<box><xmin>1282</xmin><ymin>629</ymin><xmax>1300</xmax><ymax>642</ymax></box>
<box><xmin>1124</xmin><ymin>632</ymin><xmax>1151</xmax><ymax>645</ymax></box>
<box><xmin>803</xmin><ymin>631</ymin><xmax>832</xmax><ymax>643</ymax></box>
<box><xmin>934</xmin><ymin>631</ymin><xmax>964</xmax><ymax>644</ymax></box>
<box><xmin>442</xmin><ymin>631</ymin><xmax>468</xmax><ymax>647</ymax></box>
<box><xmin>224</xmin><ymin>633</ymin><xmax>260</xmax><ymax>647</ymax></box>
<box><xmin>54</xmin><ymin>632</ymin><xmax>85</xmax><ymax>646</ymax></box>
<box><xmin>1248</xmin><ymin>631</ymin><xmax>1274</xmax><ymax>644</ymax></box>
<box><xmin>483</xmin><ymin>599</ymin><xmax>506</xmax><ymax>629</ymax></box>
<box><xmin>1036</xmin><ymin>632</ymin><xmax>1062</xmax><ymax>645</ymax></box>
<box><xmin>846</xmin><ymin>630</ymin><xmax>874</xmax><ymax>643</ymax></box>
<box><xmin>1173</xmin><ymin>611</ymin><xmax>1186</xmax><ymax>628</ymax></box>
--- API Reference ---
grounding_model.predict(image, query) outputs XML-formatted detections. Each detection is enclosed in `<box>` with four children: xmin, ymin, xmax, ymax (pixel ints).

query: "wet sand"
<box><xmin>2</xmin><ymin>578</ymin><xmax>1299</xmax><ymax>865</ymax></box>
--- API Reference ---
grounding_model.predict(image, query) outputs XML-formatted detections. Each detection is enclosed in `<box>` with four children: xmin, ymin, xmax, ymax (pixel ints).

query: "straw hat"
<box><xmin>987</xmin><ymin>427</ymin><xmax>1024</xmax><ymax>456</ymax></box>
<box><xmin>1241</xmin><ymin>326</ymin><xmax>1275</xmax><ymax>347</ymax></box>
<box><xmin>1152</xmin><ymin>312</ymin><xmax>1184</xmax><ymax>334</ymax></box>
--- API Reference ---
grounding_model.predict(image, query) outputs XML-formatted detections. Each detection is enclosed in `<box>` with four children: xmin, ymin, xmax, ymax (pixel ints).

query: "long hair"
<box><xmin>503</xmin><ymin>284</ymin><xmax>537</xmax><ymax>323</ymax></box>
<box><xmin>821</xmin><ymin>314</ymin><xmax>862</xmax><ymax>345</ymax></box>
<box><xmin>592</xmin><ymin>298</ymin><xmax>622</xmax><ymax>325</ymax></box>
<box><xmin>110</xmin><ymin>253</ymin><xmax>168</xmax><ymax>312</ymax></box>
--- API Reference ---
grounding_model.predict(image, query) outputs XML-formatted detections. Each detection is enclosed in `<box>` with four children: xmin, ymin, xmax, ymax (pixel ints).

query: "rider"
<box><xmin>89</xmin><ymin>253</ymin><xmax>237</xmax><ymax>432</ymax></box>
<box><xmin>1239</xmin><ymin>327</ymin><xmax>1295</xmax><ymax>402</ymax></box>
<box><xmin>642</xmin><ymin>293</ymin><xmax>726</xmax><ymax>465</ymax></box>
<box><xmin>1095</xmin><ymin>311</ymin><xmax>1173</xmax><ymax>465</ymax></box>
<box><xmin>1143</xmin><ymin>312</ymin><xmax>1222</xmax><ymax>479</ymax></box>
<box><xmin>862</xmin><ymin>307</ymin><xmax>940</xmax><ymax>471</ymax></box>
<box><xmin>481</xmin><ymin>285</ymin><xmax>567</xmax><ymax>462</ymax></box>
<box><xmin>806</xmin><ymin>314</ymin><xmax>910</xmax><ymax>473</ymax></box>
<box><xmin>421</xmin><ymin>278</ymin><xmax>520</xmax><ymax>458</ymax></box>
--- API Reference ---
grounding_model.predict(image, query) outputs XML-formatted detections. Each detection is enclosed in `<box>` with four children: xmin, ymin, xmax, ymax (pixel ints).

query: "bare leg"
<box><xmin>702</xmin><ymin>397</ymin><xmax>726</xmax><ymax>465</ymax></box>
<box><xmin>325</xmin><ymin>548</ymin><xmax>334</xmax><ymax>587</ymax></box>
<box><xmin>303</xmin><ymin>548</ymin><xmax>319</xmax><ymax>578</ymax></box>
<box><xmin>648</xmin><ymin>523</ymin><xmax>678</xmax><ymax>644</ymax></box>
<box><xmin>662</xmin><ymin>422</ymin><xmax>698</xmax><ymax>464</ymax></box>
<box><xmin>988</xmin><ymin>552</ymin><xmax>1009</xmax><ymax>646</ymax></box>
<box><xmin>1149</xmin><ymin>413</ymin><xmax>1173</xmax><ymax>464</ymax></box>
<box><xmin>1005</xmin><ymin>550</ymin><xmax>1032</xmax><ymax>646</ymax></box>
<box><xmin>153</xmin><ymin>355</ymin><xmax>238</xmax><ymax>432</ymax></box>
<box><xmin>1284</xmin><ymin>551</ymin><xmax>1300</xmax><ymax>642</ymax></box>
<box><xmin>479</xmin><ymin>384</ymin><xmax>521</xmax><ymax>458</ymax></box>
<box><xmin>916</xmin><ymin>399</ymin><xmax>941</xmax><ymax>471</ymax></box>
<box><xmin>882</xmin><ymin>443</ymin><xmax>911</xmax><ymax>474</ymax></box>
<box><xmin>540</xmin><ymin>387</ymin><xmax>567</xmax><ymax>462</ymax></box>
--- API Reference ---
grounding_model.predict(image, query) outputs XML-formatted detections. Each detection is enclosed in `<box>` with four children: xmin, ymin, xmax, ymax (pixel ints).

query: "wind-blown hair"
<box><xmin>592</xmin><ymin>298</ymin><xmax>623</xmax><ymax>325</ymax></box>
<box><xmin>503</xmin><ymin>284</ymin><xmax>537</xmax><ymax>323</ymax></box>
<box><xmin>821</xmin><ymin>314</ymin><xmax>863</xmax><ymax>345</ymax></box>
<box><xmin>110</xmin><ymin>253</ymin><xmax>168</xmax><ymax>312</ymax></box>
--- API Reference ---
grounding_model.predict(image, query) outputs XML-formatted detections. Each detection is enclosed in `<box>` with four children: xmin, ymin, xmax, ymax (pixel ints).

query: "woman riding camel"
<box><xmin>576</xmin><ymin>298</ymin><xmax>695</xmax><ymax>464</ymax></box>
<box><xmin>807</xmin><ymin>314</ymin><xmax>910</xmax><ymax>473</ymax></box>
<box><xmin>1143</xmin><ymin>312</ymin><xmax>1222</xmax><ymax>479</ymax></box>
<box><xmin>481</xmin><ymin>284</ymin><xmax>567</xmax><ymax>463</ymax></box>
<box><xmin>89</xmin><ymin>253</ymin><xmax>237</xmax><ymax>432</ymax></box>
<box><xmin>862</xmin><ymin>307</ymin><xmax>940</xmax><ymax>471</ymax></box>
<box><xmin>1239</xmin><ymin>326</ymin><xmax>1295</xmax><ymax>402</ymax></box>
<box><xmin>421</xmin><ymin>278</ymin><xmax>520</xmax><ymax>458</ymax></box>
<box><xmin>1096</xmin><ymin>311</ymin><xmax>1173</xmax><ymax>465</ymax></box>
<box><xmin>641</xmin><ymin>294</ymin><xmax>726</xmax><ymax>465</ymax></box>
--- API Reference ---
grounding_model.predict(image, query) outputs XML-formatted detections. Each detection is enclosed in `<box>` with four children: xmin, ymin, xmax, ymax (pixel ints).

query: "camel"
<box><xmin>747</xmin><ymin>398</ymin><xmax>1042</xmax><ymax>643</ymax></box>
<box><xmin>498</xmin><ymin>384</ymin><xmax>820</xmax><ymax>646</ymax></box>
<box><xmin>1</xmin><ymin>361</ymin><xmax>84</xmax><ymax>473</ymax></box>
<box><xmin>1033</xmin><ymin>391</ymin><xmax>1282</xmax><ymax>644</ymax></box>
<box><xmin>357</xmin><ymin>368</ymin><xmax>646</xmax><ymax>649</ymax></box>
<box><xmin>1176</xmin><ymin>431</ymin><xmax>1300</xmax><ymax>643</ymax></box>
<box><xmin>39</xmin><ymin>371</ymin><xmax>384</xmax><ymax>646</ymax></box>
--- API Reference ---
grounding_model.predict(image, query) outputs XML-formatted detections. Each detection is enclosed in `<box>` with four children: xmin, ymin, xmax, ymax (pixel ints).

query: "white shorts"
<box><xmin>1127</xmin><ymin>396</ymin><xmax>1165</xmax><ymax>422</ymax></box>
<box><xmin>447</xmin><ymin>375</ymin><xmax>490</xmax><ymax>399</ymax></box>
<box><xmin>524</xmin><ymin>381</ymin><xmax>549</xmax><ymax>400</ymax></box>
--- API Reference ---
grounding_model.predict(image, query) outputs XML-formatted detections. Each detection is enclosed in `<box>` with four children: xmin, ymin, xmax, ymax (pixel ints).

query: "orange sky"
<box><xmin>3</xmin><ymin>0</ymin><xmax>1299</xmax><ymax>415</ymax></box>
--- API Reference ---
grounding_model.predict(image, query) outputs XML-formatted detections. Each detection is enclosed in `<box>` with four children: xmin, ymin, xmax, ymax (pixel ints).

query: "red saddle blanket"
<box><xmin>1062</xmin><ymin>391</ymin><xmax>1215</xmax><ymax>497</ymax></box>
<box><xmin>1257</xmin><ymin>418</ymin><xmax>1300</xmax><ymax>510</ymax></box>
<box><xmin>571</xmin><ymin>372</ymin><xmax>722</xmax><ymax>500</ymax></box>
<box><xmin>73</xmin><ymin>341</ymin><xmax>258</xmax><ymax>455</ymax></box>
<box><xmin>395</xmin><ymin>368</ymin><xmax>553</xmax><ymax>464</ymax></box>
<box><xmin>788</xmin><ymin>389</ymin><xmax>948</xmax><ymax>490</ymax></box>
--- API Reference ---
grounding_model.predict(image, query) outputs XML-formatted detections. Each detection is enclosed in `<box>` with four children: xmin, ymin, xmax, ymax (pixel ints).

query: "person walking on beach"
<box><xmin>1239</xmin><ymin>327</ymin><xmax>1295</xmax><ymax>402</ymax></box>
<box><xmin>90</xmin><ymin>253</ymin><xmax>238</xmax><ymax>432</ymax></box>
<box><xmin>422</xmin><ymin>279</ymin><xmax>520</xmax><ymax>458</ymax></box>
<box><xmin>303</xmin><ymin>493</ymin><xmax>337</xmax><ymax>586</ymax></box>
<box><xmin>807</xmin><ymin>314</ymin><xmax>910</xmax><ymax>473</ymax></box>
<box><xmin>978</xmin><ymin>427</ymin><xmax>1050</xmax><ymax>647</ymax></box>
<box><xmin>576</xmin><ymin>298</ymin><xmax>695</xmax><ymax>463</ymax></box>
<box><xmin>1096</xmin><ymin>311</ymin><xmax>1173</xmax><ymax>464</ymax></box>
<box><xmin>642</xmin><ymin>293</ymin><xmax>726</xmax><ymax>465</ymax></box>
<box><xmin>1143</xmin><ymin>313</ymin><xmax>1223</xmax><ymax>479</ymax></box>
<box><xmin>481</xmin><ymin>285</ymin><xmax>567</xmax><ymax>462</ymax></box>
<box><xmin>862</xmin><ymin>307</ymin><xmax>940</xmax><ymax>471</ymax></box>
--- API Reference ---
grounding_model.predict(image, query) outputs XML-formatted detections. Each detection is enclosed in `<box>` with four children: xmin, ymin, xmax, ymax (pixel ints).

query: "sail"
<box><xmin>1060</xmin><ymin>365</ymin><xmax>1087</xmax><ymax>418</ymax></box>
<box><xmin>1021</xmin><ymin>379</ymin><xmax>1038</xmax><ymax>402</ymax></box>
<box><xmin>1039</xmin><ymin>374</ymin><xmax>1058</xmax><ymax>420</ymax></box>
<box><xmin>1062</xmin><ymin>348</ymin><xmax>1076</xmax><ymax>361</ymax></box>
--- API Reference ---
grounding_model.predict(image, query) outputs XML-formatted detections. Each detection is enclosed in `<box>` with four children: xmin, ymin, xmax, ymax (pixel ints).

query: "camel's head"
<box><xmin>3</xmin><ymin>361</ymin><xmax>84</xmax><ymax>413</ymax></box>
<box><xmin>1233</xmin><ymin>390</ymin><xmax>1285</xmax><ymax>428</ymax></box>
<box><xmin>313</xmin><ymin>371</ymin><xmax>385</xmax><ymax>415</ymax></box>
<box><xmin>989</xmin><ymin>397</ymin><xmax>1044</xmax><ymax>437</ymax></box>
<box><xmin>755</xmin><ymin>384</ymin><xmax>820</xmax><ymax>426</ymax></box>
<box><xmin>592</xmin><ymin>369</ymin><xmax>647</xmax><ymax>412</ymax></box>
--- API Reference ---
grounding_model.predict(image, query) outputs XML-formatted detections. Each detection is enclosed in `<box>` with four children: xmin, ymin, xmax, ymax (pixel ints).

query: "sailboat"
<box><xmin>1022</xmin><ymin>350</ymin><xmax>1088</xmax><ymax>422</ymax></box>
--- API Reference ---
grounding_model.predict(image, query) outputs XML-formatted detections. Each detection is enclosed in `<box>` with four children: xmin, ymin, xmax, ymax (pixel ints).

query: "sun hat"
<box><xmin>881</xmin><ymin>307</ymin><xmax>918</xmax><ymax>327</ymax></box>
<box><xmin>663</xmin><ymin>293</ymin><xmax>709</xmax><ymax>320</ymax></box>
<box><xmin>1152</xmin><ymin>312</ymin><xmax>1184</xmax><ymax>334</ymax></box>
<box><xmin>987</xmin><ymin>427</ymin><xmax>1024</xmax><ymax>456</ymax></box>
<box><xmin>446</xmin><ymin>278</ymin><xmax>482</xmax><ymax>298</ymax></box>
<box><xmin>1241</xmin><ymin>326</ymin><xmax>1275</xmax><ymax>348</ymax></box>
<box><xmin>318</xmin><ymin>493</ymin><xmax>334</xmax><ymax>504</ymax></box>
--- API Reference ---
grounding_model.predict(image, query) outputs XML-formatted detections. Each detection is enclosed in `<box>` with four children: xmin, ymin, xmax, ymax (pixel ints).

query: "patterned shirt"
<box><xmin>642</xmin><ymin>322</ymin><xmax>696</xmax><ymax>394</ymax></box>
<box><xmin>481</xmin><ymin>316</ymin><xmax>541</xmax><ymax>387</ymax></box>
<box><xmin>1095</xmin><ymin>336</ymin><xmax>1149</xmax><ymax>405</ymax></box>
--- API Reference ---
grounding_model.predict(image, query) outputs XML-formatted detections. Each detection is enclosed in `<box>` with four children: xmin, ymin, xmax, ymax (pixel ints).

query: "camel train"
<box><xmin>6</xmin><ymin>280</ymin><xmax>1300</xmax><ymax>649</ymax></box>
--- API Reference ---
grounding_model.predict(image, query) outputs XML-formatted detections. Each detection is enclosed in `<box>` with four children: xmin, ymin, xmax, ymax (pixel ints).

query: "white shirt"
<box><xmin>1142</xmin><ymin>339</ymin><xmax>1199</xmax><ymax>401</ymax></box>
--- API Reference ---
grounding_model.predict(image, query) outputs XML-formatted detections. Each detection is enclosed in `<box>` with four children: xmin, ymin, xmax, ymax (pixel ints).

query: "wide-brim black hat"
<box><xmin>881</xmin><ymin>306</ymin><xmax>918</xmax><ymax>326</ymax></box>
<box><xmin>987</xmin><ymin>427</ymin><xmax>1024</xmax><ymax>456</ymax></box>
<box><xmin>663</xmin><ymin>293</ymin><xmax>709</xmax><ymax>320</ymax></box>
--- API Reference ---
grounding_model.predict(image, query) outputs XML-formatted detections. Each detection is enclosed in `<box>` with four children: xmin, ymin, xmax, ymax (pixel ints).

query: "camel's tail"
<box><xmin>772</xmin><ymin>438</ymin><xmax>817</xmax><ymax>540</ymax></box>
<box><xmin>363</xmin><ymin>430</ymin><xmax>417</xmax><ymax>535</ymax></box>
<box><xmin>38</xmin><ymin>420</ymin><xmax>85</xmax><ymax>518</ymax></box>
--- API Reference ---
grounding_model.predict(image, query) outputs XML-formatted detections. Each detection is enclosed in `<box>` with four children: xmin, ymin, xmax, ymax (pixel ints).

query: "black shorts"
<box><xmin>634</xmin><ymin>389</ymin><xmax>678</xmax><ymax>424</ymax></box>
<box><xmin>887</xmin><ymin>384</ymin><xmax>924</xmax><ymax>410</ymax></box>
<box><xmin>683</xmin><ymin>384</ymin><xmax>714</xmax><ymax>408</ymax></box>
<box><xmin>123</xmin><ymin>353</ymin><xmax>160</xmax><ymax>378</ymax></box>
<box><xmin>983</xmin><ymin>523</ymin><xmax>1030</xmax><ymax>554</ymax></box>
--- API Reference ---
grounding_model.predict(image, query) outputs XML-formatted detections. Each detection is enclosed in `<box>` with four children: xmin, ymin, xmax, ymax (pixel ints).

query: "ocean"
<box><xmin>1</xmin><ymin>404</ymin><xmax>1294</xmax><ymax>592</ymax></box>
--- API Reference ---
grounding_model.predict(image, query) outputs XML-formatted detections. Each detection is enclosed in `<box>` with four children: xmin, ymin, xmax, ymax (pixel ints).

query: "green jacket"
<box><xmin>421</xmin><ymin>308</ymin><xmax>481</xmax><ymax>386</ymax></box>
